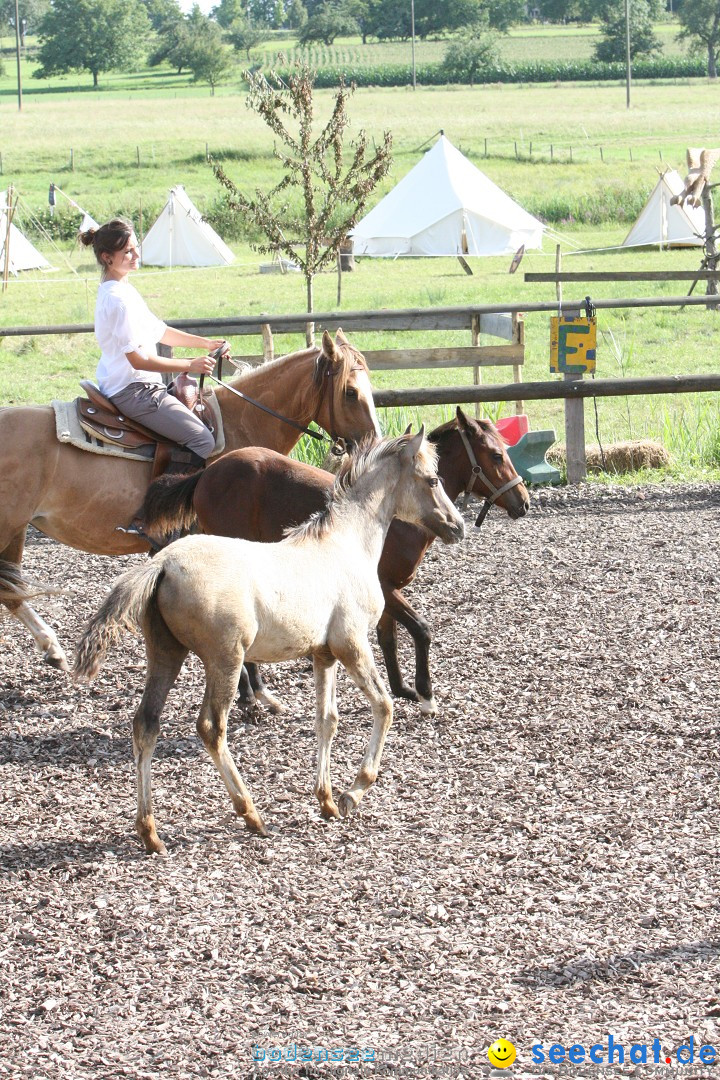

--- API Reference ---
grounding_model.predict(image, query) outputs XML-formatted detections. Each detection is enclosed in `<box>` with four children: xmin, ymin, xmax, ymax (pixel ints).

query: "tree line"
<box><xmin>2</xmin><ymin>0</ymin><xmax>720</xmax><ymax>87</ymax></box>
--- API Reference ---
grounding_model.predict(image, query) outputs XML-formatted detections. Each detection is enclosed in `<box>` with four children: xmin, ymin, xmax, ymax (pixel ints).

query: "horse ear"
<box><xmin>403</xmin><ymin>423</ymin><xmax>412</xmax><ymax>435</ymax></box>
<box><xmin>335</xmin><ymin>327</ymin><xmax>349</xmax><ymax>345</ymax></box>
<box><xmin>322</xmin><ymin>329</ymin><xmax>337</xmax><ymax>362</ymax></box>
<box><xmin>456</xmin><ymin>406</ymin><xmax>470</xmax><ymax>430</ymax></box>
<box><xmin>405</xmin><ymin>425</ymin><xmax>425</xmax><ymax>457</ymax></box>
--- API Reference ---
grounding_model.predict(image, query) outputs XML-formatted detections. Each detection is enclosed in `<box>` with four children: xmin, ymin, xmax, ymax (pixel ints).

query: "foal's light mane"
<box><xmin>285</xmin><ymin>433</ymin><xmax>438</xmax><ymax>544</ymax></box>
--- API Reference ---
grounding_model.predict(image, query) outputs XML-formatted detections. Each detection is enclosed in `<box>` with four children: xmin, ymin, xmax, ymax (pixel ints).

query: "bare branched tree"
<box><xmin>214</xmin><ymin>62</ymin><xmax>392</xmax><ymax>343</ymax></box>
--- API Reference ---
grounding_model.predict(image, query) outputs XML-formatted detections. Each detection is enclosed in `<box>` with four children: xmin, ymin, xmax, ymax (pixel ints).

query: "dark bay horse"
<box><xmin>138</xmin><ymin>407</ymin><xmax>530</xmax><ymax>715</ymax></box>
<box><xmin>0</xmin><ymin>330</ymin><xmax>380</xmax><ymax>671</ymax></box>
<box><xmin>74</xmin><ymin>431</ymin><xmax>465</xmax><ymax>853</ymax></box>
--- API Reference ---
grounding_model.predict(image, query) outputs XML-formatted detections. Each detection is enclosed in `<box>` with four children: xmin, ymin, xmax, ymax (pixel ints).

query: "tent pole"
<box><xmin>2</xmin><ymin>186</ymin><xmax>17</xmax><ymax>292</ymax></box>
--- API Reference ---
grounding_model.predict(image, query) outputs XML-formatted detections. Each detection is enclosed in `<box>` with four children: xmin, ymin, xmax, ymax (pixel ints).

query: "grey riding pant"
<box><xmin>110</xmin><ymin>381</ymin><xmax>215</xmax><ymax>459</ymax></box>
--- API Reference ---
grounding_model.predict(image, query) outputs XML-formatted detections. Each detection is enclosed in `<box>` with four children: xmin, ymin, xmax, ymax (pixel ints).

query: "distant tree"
<box><xmin>36</xmin><ymin>0</ymin><xmax>149</xmax><ymax>88</ymax></box>
<box><xmin>188</xmin><ymin>33</ymin><xmax>235</xmax><ymax>93</ymax></box>
<box><xmin>140</xmin><ymin>0</ymin><xmax>182</xmax><ymax>32</ymax></box>
<box><xmin>0</xmin><ymin>0</ymin><xmax>49</xmax><ymax>40</ymax></box>
<box><xmin>286</xmin><ymin>0</ymin><xmax>308</xmax><ymax>27</ymax></box>
<box><xmin>478</xmin><ymin>0</ymin><xmax>526</xmax><ymax>31</ymax></box>
<box><xmin>593</xmin><ymin>0</ymin><xmax>663</xmax><ymax>60</ymax></box>
<box><xmin>212</xmin><ymin>0</ymin><xmax>245</xmax><ymax>27</ymax></box>
<box><xmin>214</xmin><ymin>62</ymin><xmax>392</xmax><ymax>335</ymax></box>
<box><xmin>678</xmin><ymin>0</ymin><xmax>720</xmax><ymax>76</ymax></box>
<box><xmin>442</xmin><ymin>24</ymin><xmax>500</xmax><ymax>83</ymax></box>
<box><xmin>298</xmin><ymin>1</ymin><xmax>359</xmax><ymax>43</ymax></box>
<box><xmin>226</xmin><ymin>15</ymin><xmax>265</xmax><ymax>57</ymax></box>
<box><xmin>246</xmin><ymin>0</ymin><xmax>283</xmax><ymax>24</ymax></box>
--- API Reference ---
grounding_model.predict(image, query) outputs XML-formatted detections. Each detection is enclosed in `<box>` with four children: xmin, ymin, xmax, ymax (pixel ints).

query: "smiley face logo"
<box><xmin>488</xmin><ymin>1039</ymin><xmax>517</xmax><ymax>1068</ymax></box>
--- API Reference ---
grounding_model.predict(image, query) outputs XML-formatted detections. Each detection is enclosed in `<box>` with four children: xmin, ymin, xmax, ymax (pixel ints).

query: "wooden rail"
<box><xmin>373</xmin><ymin>373</ymin><xmax>720</xmax><ymax>408</ymax></box>
<box><xmin>525</xmin><ymin>271</ymin><xmax>720</xmax><ymax>283</ymax></box>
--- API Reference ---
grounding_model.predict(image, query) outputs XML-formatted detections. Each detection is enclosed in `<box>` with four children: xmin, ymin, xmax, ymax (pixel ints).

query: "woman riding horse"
<box><xmin>80</xmin><ymin>218</ymin><xmax>229</xmax><ymax>469</ymax></box>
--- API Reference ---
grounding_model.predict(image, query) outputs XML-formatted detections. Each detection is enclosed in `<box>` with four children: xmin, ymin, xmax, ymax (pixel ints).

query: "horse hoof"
<box><xmin>144</xmin><ymin>839</ymin><xmax>168</xmax><ymax>856</ymax></box>
<box><xmin>319</xmin><ymin>800</ymin><xmax>341</xmax><ymax>820</ymax></box>
<box><xmin>418</xmin><ymin>696</ymin><xmax>437</xmax><ymax>717</ymax></box>
<box><xmin>337</xmin><ymin>792</ymin><xmax>357</xmax><ymax>818</ymax></box>
<box><xmin>256</xmin><ymin>691</ymin><xmax>286</xmax><ymax>714</ymax></box>
<box><xmin>246</xmin><ymin>815</ymin><xmax>269</xmax><ymax>838</ymax></box>
<box><xmin>44</xmin><ymin>649</ymin><xmax>69</xmax><ymax>672</ymax></box>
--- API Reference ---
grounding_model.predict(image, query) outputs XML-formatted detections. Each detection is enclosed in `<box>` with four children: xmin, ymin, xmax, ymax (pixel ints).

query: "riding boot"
<box><xmin>187</xmin><ymin>451</ymin><xmax>207</xmax><ymax>471</ymax></box>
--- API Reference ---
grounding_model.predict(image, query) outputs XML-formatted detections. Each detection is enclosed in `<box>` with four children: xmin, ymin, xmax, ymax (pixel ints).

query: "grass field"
<box><xmin>2</xmin><ymin>62</ymin><xmax>720</xmax><ymax>480</ymax></box>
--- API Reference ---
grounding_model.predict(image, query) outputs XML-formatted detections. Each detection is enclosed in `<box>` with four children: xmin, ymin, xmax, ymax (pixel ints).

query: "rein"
<box><xmin>200</xmin><ymin>346</ymin><xmax>352</xmax><ymax>447</ymax></box>
<box><xmin>458</xmin><ymin>427</ymin><xmax>525</xmax><ymax>528</ymax></box>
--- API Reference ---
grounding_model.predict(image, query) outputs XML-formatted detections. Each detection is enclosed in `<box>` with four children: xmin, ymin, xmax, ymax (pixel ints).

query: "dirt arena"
<box><xmin>1</xmin><ymin>483</ymin><xmax>719</xmax><ymax>1079</ymax></box>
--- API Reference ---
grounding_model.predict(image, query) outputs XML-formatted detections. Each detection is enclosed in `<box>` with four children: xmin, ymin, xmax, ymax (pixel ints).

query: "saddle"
<box><xmin>76</xmin><ymin>375</ymin><xmax>215</xmax><ymax>480</ymax></box>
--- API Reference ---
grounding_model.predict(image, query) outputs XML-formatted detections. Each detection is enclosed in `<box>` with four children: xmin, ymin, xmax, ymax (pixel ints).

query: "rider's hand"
<box><xmin>208</xmin><ymin>339</ymin><xmax>230</xmax><ymax>358</ymax></box>
<box><xmin>187</xmin><ymin>355</ymin><xmax>216</xmax><ymax>375</ymax></box>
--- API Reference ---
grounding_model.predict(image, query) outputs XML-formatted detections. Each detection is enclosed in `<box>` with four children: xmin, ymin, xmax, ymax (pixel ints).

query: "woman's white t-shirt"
<box><xmin>95</xmin><ymin>279</ymin><xmax>168</xmax><ymax>397</ymax></box>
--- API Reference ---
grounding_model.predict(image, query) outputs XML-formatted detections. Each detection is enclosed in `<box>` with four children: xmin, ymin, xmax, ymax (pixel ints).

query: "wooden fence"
<box><xmin>4</xmin><ymin>296</ymin><xmax>720</xmax><ymax>482</ymax></box>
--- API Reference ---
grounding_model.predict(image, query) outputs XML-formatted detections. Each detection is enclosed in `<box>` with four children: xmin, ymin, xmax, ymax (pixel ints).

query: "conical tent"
<box><xmin>351</xmin><ymin>135</ymin><xmax>544</xmax><ymax>257</ymax></box>
<box><xmin>622</xmin><ymin>169</ymin><xmax>705</xmax><ymax>248</ymax></box>
<box><xmin>141</xmin><ymin>185</ymin><xmax>235</xmax><ymax>267</ymax></box>
<box><xmin>0</xmin><ymin>191</ymin><xmax>51</xmax><ymax>274</ymax></box>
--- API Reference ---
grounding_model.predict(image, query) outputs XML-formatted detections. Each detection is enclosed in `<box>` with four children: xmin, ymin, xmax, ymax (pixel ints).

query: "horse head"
<box><xmin>432</xmin><ymin>407</ymin><xmax>530</xmax><ymax>524</ymax></box>
<box><xmin>395</xmin><ymin>427</ymin><xmax>465</xmax><ymax>545</ymax></box>
<box><xmin>313</xmin><ymin>329</ymin><xmax>381</xmax><ymax>445</ymax></box>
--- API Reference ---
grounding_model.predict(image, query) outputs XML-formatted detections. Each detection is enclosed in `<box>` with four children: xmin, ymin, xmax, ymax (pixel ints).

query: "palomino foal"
<box><xmin>74</xmin><ymin>430</ymin><xmax>464</xmax><ymax>854</ymax></box>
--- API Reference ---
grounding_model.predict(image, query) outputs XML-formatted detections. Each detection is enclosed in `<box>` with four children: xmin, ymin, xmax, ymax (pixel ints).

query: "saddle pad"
<box><xmin>52</xmin><ymin>393</ymin><xmax>225</xmax><ymax>461</ymax></box>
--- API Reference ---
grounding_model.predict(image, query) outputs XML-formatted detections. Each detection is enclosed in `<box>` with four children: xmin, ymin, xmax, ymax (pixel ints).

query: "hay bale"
<box><xmin>548</xmin><ymin>440</ymin><xmax>670</xmax><ymax>474</ymax></box>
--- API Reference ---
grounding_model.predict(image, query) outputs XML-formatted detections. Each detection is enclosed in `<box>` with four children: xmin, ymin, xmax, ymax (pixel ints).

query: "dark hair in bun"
<box><xmin>79</xmin><ymin>217</ymin><xmax>134</xmax><ymax>271</ymax></box>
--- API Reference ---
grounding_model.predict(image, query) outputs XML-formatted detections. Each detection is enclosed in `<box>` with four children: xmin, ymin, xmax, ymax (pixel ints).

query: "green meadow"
<box><xmin>1</xmin><ymin>54</ymin><xmax>720</xmax><ymax>479</ymax></box>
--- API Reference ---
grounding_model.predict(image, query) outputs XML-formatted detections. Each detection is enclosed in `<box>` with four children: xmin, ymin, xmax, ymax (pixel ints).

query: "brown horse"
<box><xmin>137</xmin><ymin>407</ymin><xmax>530</xmax><ymax>715</ymax></box>
<box><xmin>0</xmin><ymin>330</ymin><xmax>380</xmax><ymax>671</ymax></box>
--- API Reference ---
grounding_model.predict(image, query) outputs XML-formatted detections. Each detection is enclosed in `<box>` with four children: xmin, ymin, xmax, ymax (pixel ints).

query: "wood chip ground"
<box><xmin>1</xmin><ymin>484</ymin><xmax>719</xmax><ymax>1078</ymax></box>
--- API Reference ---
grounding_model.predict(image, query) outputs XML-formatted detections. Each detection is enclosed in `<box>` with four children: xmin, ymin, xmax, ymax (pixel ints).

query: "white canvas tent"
<box><xmin>622</xmin><ymin>169</ymin><xmax>705</xmax><ymax>248</ymax></box>
<box><xmin>351</xmin><ymin>135</ymin><xmax>544</xmax><ymax>257</ymax></box>
<box><xmin>141</xmin><ymin>185</ymin><xmax>235</xmax><ymax>267</ymax></box>
<box><xmin>0</xmin><ymin>191</ymin><xmax>51</xmax><ymax>275</ymax></box>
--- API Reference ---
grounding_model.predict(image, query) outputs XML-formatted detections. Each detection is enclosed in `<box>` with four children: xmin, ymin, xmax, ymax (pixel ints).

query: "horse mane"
<box><xmin>224</xmin><ymin>341</ymin><xmax>370</xmax><ymax>418</ymax></box>
<box><xmin>285</xmin><ymin>432</ymin><xmax>437</xmax><ymax>544</ymax></box>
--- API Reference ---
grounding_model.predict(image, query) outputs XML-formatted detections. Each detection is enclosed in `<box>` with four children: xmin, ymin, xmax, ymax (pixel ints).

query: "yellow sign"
<box><xmin>550</xmin><ymin>316</ymin><xmax>597</xmax><ymax>374</ymax></box>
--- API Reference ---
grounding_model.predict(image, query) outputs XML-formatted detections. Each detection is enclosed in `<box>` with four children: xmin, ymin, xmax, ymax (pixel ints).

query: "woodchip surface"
<box><xmin>1</xmin><ymin>483</ymin><xmax>719</xmax><ymax>1079</ymax></box>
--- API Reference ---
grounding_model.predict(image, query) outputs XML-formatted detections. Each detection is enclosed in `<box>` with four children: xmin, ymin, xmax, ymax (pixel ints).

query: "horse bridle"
<box><xmin>314</xmin><ymin>353</ymin><xmax>367</xmax><ymax>453</ymax></box>
<box><xmin>200</xmin><ymin>345</ymin><xmax>355</xmax><ymax>451</ymax></box>
<box><xmin>458</xmin><ymin>427</ymin><xmax>525</xmax><ymax>528</ymax></box>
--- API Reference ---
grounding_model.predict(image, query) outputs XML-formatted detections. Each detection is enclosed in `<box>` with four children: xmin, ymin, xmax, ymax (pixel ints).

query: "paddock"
<box><xmin>1</xmin><ymin>482</ymin><xmax>719</xmax><ymax>1077</ymax></box>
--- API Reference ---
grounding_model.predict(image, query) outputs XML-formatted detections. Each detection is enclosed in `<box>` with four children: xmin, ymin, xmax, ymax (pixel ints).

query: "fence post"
<box><xmin>555</xmin><ymin>245</ymin><xmax>586</xmax><ymax>482</ymax></box>
<box><xmin>702</xmin><ymin>187</ymin><xmax>718</xmax><ymax>298</ymax></box>
<box><xmin>261</xmin><ymin>322</ymin><xmax>274</xmax><ymax>362</ymax></box>
<box><xmin>512</xmin><ymin>312</ymin><xmax>525</xmax><ymax>415</ymax></box>
<box><xmin>471</xmin><ymin>313</ymin><xmax>481</xmax><ymax>420</ymax></box>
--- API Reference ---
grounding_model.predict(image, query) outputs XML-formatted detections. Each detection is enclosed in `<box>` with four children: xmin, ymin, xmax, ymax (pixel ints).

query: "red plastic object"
<box><xmin>495</xmin><ymin>414</ymin><xmax>530</xmax><ymax>446</ymax></box>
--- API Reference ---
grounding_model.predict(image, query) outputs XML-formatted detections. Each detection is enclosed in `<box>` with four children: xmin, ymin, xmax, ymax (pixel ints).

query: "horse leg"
<box><xmin>134</xmin><ymin>608</ymin><xmax>189</xmax><ymax>855</ymax></box>
<box><xmin>247</xmin><ymin>662</ymin><xmax>285</xmax><ymax>714</ymax></box>
<box><xmin>377</xmin><ymin>609</ymin><xmax>420</xmax><ymax>704</ymax></box>
<box><xmin>0</xmin><ymin>528</ymin><xmax>68</xmax><ymax>671</ymax></box>
<box><xmin>197</xmin><ymin>662</ymin><xmax>268</xmax><ymax>837</ymax></box>
<box><xmin>312</xmin><ymin>651</ymin><xmax>341</xmax><ymax>820</ymax></box>
<box><xmin>384</xmin><ymin>590</ymin><xmax>436</xmax><ymax>716</ymax></box>
<box><xmin>335</xmin><ymin>644</ymin><xmax>393</xmax><ymax>819</ymax></box>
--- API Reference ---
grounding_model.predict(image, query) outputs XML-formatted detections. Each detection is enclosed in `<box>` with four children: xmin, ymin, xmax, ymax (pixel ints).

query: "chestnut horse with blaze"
<box><xmin>138</xmin><ymin>407</ymin><xmax>530</xmax><ymax>715</ymax></box>
<box><xmin>0</xmin><ymin>330</ymin><xmax>380</xmax><ymax>671</ymax></box>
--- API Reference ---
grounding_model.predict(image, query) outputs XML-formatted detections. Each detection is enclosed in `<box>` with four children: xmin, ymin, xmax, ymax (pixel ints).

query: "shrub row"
<box><xmin>268</xmin><ymin>55</ymin><xmax>706</xmax><ymax>88</ymax></box>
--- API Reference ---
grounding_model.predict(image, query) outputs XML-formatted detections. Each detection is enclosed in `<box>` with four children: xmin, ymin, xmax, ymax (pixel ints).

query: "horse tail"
<box><xmin>0</xmin><ymin>559</ymin><xmax>59</xmax><ymax>604</ymax></box>
<box><xmin>74</xmin><ymin>559</ymin><xmax>166</xmax><ymax>682</ymax></box>
<box><xmin>138</xmin><ymin>472</ymin><xmax>202</xmax><ymax>539</ymax></box>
